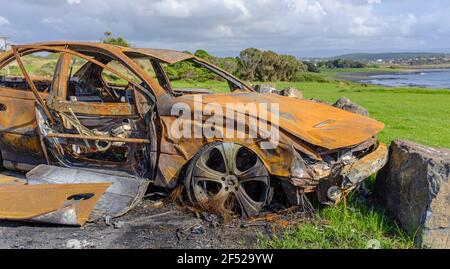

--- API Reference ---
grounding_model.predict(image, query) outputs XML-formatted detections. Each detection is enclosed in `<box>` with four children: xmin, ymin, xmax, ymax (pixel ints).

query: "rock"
<box><xmin>150</xmin><ymin>201</ymin><xmax>164</xmax><ymax>208</ymax></box>
<box><xmin>332</xmin><ymin>97</ymin><xmax>369</xmax><ymax>116</ymax></box>
<box><xmin>66</xmin><ymin>239</ymin><xmax>82</xmax><ymax>249</ymax></box>
<box><xmin>255</xmin><ymin>84</ymin><xmax>277</xmax><ymax>94</ymax></box>
<box><xmin>191</xmin><ymin>224</ymin><xmax>206</xmax><ymax>235</ymax></box>
<box><xmin>366</xmin><ymin>239</ymin><xmax>381</xmax><ymax>249</ymax></box>
<box><xmin>113</xmin><ymin>221</ymin><xmax>125</xmax><ymax>229</ymax></box>
<box><xmin>279</xmin><ymin>87</ymin><xmax>303</xmax><ymax>98</ymax></box>
<box><xmin>376</xmin><ymin>140</ymin><xmax>450</xmax><ymax>248</ymax></box>
<box><xmin>256</xmin><ymin>85</ymin><xmax>304</xmax><ymax>99</ymax></box>
<box><xmin>201</xmin><ymin>212</ymin><xmax>219</xmax><ymax>228</ymax></box>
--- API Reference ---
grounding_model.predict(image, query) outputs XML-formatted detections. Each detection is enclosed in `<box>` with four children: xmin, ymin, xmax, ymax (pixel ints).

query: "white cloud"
<box><xmin>223</xmin><ymin>0</ymin><xmax>249</xmax><ymax>17</ymax></box>
<box><xmin>0</xmin><ymin>0</ymin><xmax>449</xmax><ymax>56</ymax></box>
<box><xmin>214</xmin><ymin>24</ymin><xmax>233</xmax><ymax>37</ymax></box>
<box><xmin>0</xmin><ymin>16</ymin><xmax>10</xmax><ymax>26</ymax></box>
<box><xmin>151</xmin><ymin>0</ymin><xmax>192</xmax><ymax>18</ymax></box>
<box><xmin>40</xmin><ymin>17</ymin><xmax>63</xmax><ymax>24</ymax></box>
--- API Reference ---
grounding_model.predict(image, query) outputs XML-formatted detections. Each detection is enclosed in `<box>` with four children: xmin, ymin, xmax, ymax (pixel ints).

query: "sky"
<box><xmin>0</xmin><ymin>0</ymin><xmax>449</xmax><ymax>57</ymax></box>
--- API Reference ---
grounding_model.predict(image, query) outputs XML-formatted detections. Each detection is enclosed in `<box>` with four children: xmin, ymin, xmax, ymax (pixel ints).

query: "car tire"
<box><xmin>183</xmin><ymin>142</ymin><xmax>272</xmax><ymax>218</ymax></box>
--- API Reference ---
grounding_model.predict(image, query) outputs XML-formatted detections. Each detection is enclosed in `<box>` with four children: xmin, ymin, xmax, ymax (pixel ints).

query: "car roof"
<box><xmin>13</xmin><ymin>41</ymin><xmax>195</xmax><ymax>64</ymax></box>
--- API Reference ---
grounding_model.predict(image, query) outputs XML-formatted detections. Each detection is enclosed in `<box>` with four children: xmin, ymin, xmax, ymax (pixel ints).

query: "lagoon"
<box><xmin>360</xmin><ymin>69</ymin><xmax>450</xmax><ymax>89</ymax></box>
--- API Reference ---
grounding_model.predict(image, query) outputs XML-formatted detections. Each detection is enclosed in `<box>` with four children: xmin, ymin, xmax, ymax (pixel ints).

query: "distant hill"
<box><xmin>331</xmin><ymin>52</ymin><xmax>449</xmax><ymax>62</ymax></box>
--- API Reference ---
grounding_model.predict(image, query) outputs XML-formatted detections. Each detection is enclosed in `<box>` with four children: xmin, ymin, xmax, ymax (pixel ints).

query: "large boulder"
<box><xmin>376</xmin><ymin>140</ymin><xmax>450</xmax><ymax>248</ymax></box>
<box><xmin>256</xmin><ymin>84</ymin><xmax>303</xmax><ymax>99</ymax></box>
<box><xmin>255</xmin><ymin>84</ymin><xmax>277</xmax><ymax>94</ymax></box>
<box><xmin>279</xmin><ymin>87</ymin><xmax>303</xmax><ymax>99</ymax></box>
<box><xmin>333</xmin><ymin>97</ymin><xmax>369</xmax><ymax>116</ymax></box>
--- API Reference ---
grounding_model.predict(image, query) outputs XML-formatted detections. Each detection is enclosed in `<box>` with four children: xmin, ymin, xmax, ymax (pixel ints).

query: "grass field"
<box><xmin>258</xmin><ymin>199</ymin><xmax>414</xmax><ymax>249</ymax></box>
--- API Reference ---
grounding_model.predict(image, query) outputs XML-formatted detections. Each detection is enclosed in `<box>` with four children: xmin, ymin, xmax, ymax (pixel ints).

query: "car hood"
<box><xmin>199</xmin><ymin>92</ymin><xmax>384</xmax><ymax>150</ymax></box>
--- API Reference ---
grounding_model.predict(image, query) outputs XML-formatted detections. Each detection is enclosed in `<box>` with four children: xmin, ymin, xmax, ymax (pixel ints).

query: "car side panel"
<box><xmin>0</xmin><ymin>87</ymin><xmax>47</xmax><ymax>166</ymax></box>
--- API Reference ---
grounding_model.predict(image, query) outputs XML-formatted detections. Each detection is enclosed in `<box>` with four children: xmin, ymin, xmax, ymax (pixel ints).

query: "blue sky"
<box><xmin>0</xmin><ymin>0</ymin><xmax>449</xmax><ymax>57</ymax></box>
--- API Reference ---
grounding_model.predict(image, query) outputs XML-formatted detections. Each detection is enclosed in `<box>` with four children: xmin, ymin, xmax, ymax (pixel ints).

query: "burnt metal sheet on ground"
<box><xmin>26</xmin><ymin>165</ymin><xmax>150</xmax><ymax>219</ymax></box>
<box><xmin>0</xmin><ymin>182</ymin><xmax>110</xmax><ymax>226</ymax></box>
<box><xmin>0</xmin><ymin>171</ymin><xmax>27</xmax><ymax>186</ymax></box>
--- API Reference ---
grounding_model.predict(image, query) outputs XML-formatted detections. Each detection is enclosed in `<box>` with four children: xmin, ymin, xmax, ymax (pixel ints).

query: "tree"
<box><xmin>237</xmin><ymin>48</ymin><xmax>262</xmax><ymax>81</ymax></box>
<box><xmin>218</xmin><ymin>57</ymin><xmax>239</xmax><ymax>75</ymax></box>
<box><xmin>194</xmin><ymin>49</ymin><xmax>216</xmax><ymax>63</ymax></box>
<box><xmin>317</xmin><ymin>59</ymin><xmax>366</xmax><ymax>68</ymax></box>
<box><xmin>303</xmin><ymin>61</ymin><xmax>320</xmax><ymax>73</ymax></box>
<box><xmin>256</xmin><ymin>50</ymin><xmax>281</xmax><ymax>82</ymax></box>
<box><xmin>101</xmin><ymin>32</ymin><xmax>131</xmax><ymax>47</ymax></box>
<box><xmin>278</xmin><ymin>55</ymin><xmax>307</xmax><ymax>81</ymax></box>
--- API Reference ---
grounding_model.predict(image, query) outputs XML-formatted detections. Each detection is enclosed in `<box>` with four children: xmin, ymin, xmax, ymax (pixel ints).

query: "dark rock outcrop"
<box><xmin>332</xmin><ymin>97</ymin><xmax>369</xmax><ymax>116</ymax></box>
<box><xmin>376</xmin><ymin>140</ymin><xmax>450</xmax><ymax>248</ymax></box>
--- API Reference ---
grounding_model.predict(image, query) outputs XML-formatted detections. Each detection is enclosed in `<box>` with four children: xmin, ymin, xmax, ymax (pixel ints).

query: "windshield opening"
<box><xmin>126</xmin><ymin>53</ymin><xmax>253</xmax><ymax>96</ymax></box>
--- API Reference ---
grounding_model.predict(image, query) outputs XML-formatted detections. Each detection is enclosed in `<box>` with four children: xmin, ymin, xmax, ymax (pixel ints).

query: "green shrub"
<box><xmin>294</xmin><ymin>72</ymin><xmax>329</xmax><ymax>83</ymax></box>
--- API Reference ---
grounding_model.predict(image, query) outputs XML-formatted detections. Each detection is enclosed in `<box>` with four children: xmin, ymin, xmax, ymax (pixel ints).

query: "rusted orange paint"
<box><xmin>0</xmin><ymin>173</ymin><xmax>27</xmax><ymax>186</ymax></box>
<box><xmin>156</xmin><ymin>91</ymin><xmax>384</xmax><ymax>183</ymax></box>
<box><xmin>50</xmin><ymin>101</ymin><xmax>136</xmax><ymax>116</ymax></box>
<box><xmin>0</xmin><ymin>182</ymin><xmax>111</xmax><ymax>226</ymax></box>
<box><xmin>0</xmin><ymin>87</ymin><xmax>48</xmax><ymax>163</ymax></box>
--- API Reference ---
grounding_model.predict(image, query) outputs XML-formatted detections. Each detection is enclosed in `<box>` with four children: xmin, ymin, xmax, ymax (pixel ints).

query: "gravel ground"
<box><xmin>0</xmin><ymin>198</ymin><xmax>278</xmax><ymax>249</ymax></box>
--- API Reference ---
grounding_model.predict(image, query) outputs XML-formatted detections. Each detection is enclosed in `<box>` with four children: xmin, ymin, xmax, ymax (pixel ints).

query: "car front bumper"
<box><xmin>340</xmin><ymin>142</ymin><xmax>389</xmax><ymax>189</ymax></box>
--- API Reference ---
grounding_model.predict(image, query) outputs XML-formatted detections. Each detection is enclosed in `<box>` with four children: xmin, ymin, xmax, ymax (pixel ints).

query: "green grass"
<box><xmin>258</xmin><ymin>200</ymin><xmax>414</xmax><ymax>249</ymax></box>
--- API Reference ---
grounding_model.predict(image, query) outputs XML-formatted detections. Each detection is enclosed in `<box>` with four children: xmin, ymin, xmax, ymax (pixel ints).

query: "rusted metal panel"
<box><xmin>27</xmin><ymin>165</ymin><xmax>150</xmax><ymax>219</ymax></box>
<box><xmin>159</xmin><ymin>93</ymin><xmax>384</xmax><ymax>151</ymax></box>
<box><xmin>9</xmin><ymin>43</ymin><xmax>168</xmax><ymax>98</ymax></box>
<box><xmin>154</xmin><ymin>91</ymin><xmax>384</xmax><ymax>185</ymax></box>
<box><xmin>0</xmin><ymin>182</ymin><xmax>110</xmax><ymax>226</ymax></box>
<box><xmin>0</xmin><ymin>87</ymin><xmax>48</xmax><ymax>164</ymax></box>
<box><xmin>124</xmin><ymin>48</ymin><xmax>194</xmax><ymax>64</ymax></box>
<box><xmin>199</xmin><ymin>92</ymin><xmax>384</xmax><ymax>150</ymax></box>
<box><xmin>157</xmin><ymin>114</ymin><xmax>297</xmax><ymax>183</ymax></box>
<box><xmin>0</xmin><ymin>171</ymin><xmax>27</xmax><ymax>186</ymax></box>
<box><xmin>341</xmin><ymin>143</ymin><xmax>389</xmax><ymax>189</ymax></box>
<box><xmin>10</xmin><ymin>42</ymin><xmax>193</xmax><ymax>65</ymax></box>
<box><xmin>50</xmin><ymin>101</ymin><xmax>137</xmax><ymax>116</ymax></box>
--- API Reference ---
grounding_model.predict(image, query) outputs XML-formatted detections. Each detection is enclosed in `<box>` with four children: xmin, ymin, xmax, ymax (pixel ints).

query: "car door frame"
<box><xmin>9</xmin><ymin>45</ymin><xmax>158</xmax><ymax>178</ymax></box>
<box><xmin>0</xmin><ymin>47</ymin><xmax>62</xmax><ymax>169</ymax></box>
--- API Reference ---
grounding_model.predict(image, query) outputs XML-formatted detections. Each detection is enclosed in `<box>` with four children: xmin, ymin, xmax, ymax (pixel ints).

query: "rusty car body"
<box><xmin>0</xmin><ymin>42</ymin><xmax>388</xmax><ymax>224</ymax></box>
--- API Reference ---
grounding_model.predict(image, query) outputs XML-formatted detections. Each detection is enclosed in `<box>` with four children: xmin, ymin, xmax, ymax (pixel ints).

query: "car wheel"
<box><xmin>184</xmin><ymin>142</ymin><xmax>272</xmax><ymax>218</ymax></box>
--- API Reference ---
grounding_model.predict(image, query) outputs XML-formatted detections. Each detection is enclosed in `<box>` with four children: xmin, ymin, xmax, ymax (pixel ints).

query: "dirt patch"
<box><xmin>0</xmin><ymin>198</ymin><xmax>296</xmax><ymax>249</ymax></box>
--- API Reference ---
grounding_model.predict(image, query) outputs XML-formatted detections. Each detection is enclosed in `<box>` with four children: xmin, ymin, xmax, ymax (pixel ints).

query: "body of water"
<box><xmin>360</xmin><ymin>69</ymin><xmax>450</xmax><ymax>89</ymax></box>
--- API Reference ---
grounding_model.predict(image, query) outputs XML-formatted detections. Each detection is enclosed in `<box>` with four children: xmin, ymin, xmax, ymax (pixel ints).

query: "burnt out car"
<box><xmin>0</xmin><ymin>42</ymin><xmax>388</xmax><ymax>225</ymax></box>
